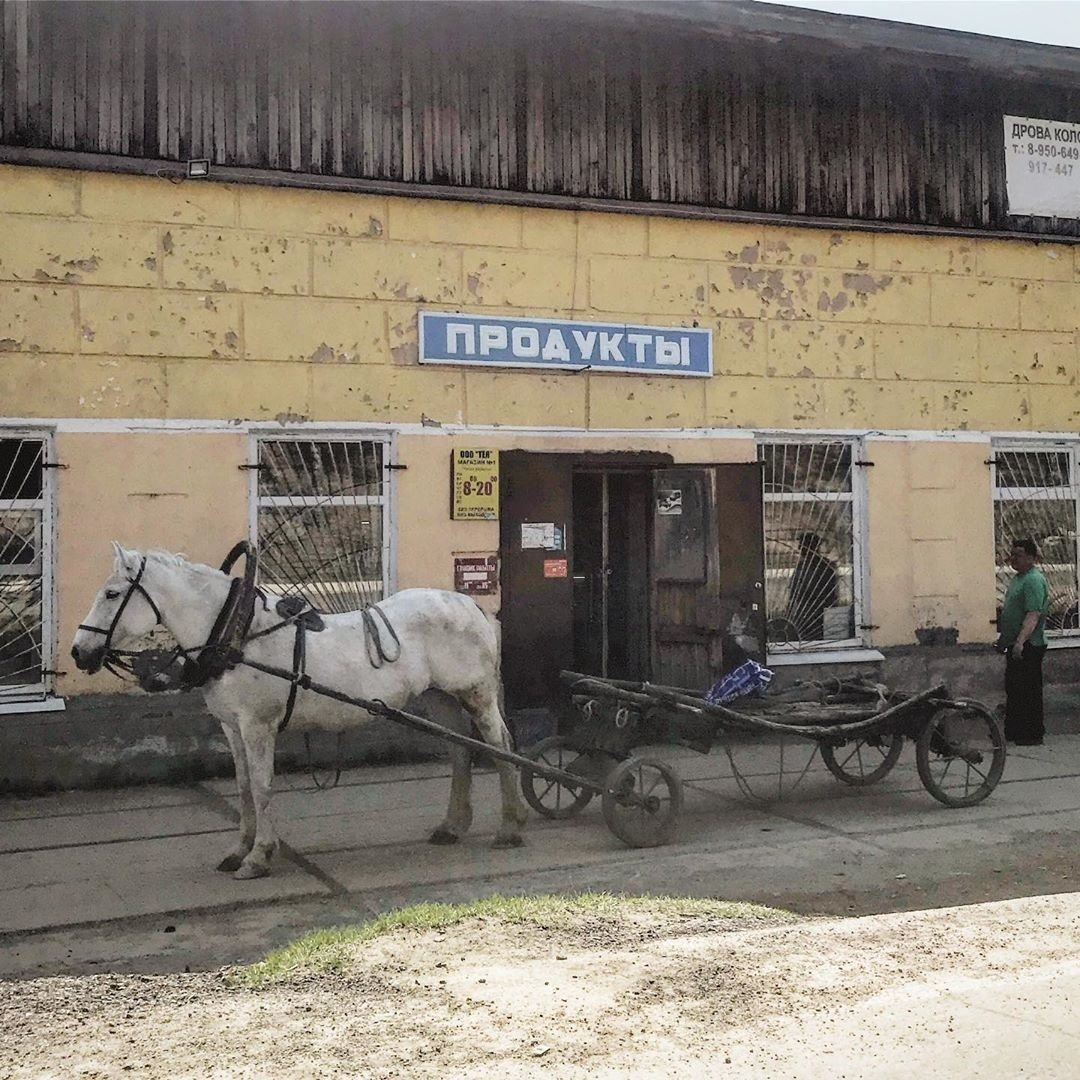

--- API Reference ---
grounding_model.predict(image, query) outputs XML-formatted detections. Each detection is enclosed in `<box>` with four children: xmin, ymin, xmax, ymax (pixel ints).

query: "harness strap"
<box><xmin>361</xmin><ymin>603</ymin><xmax>402</xmax><ymax>668</ymax></box>
<box><xmin>180</xmin><ymin>578</ymin><xmax>246</xmax><ymax>687</ymax></box>
<box><xmin>303</xmin><ymin>730</ymin><xmax>343</xmax><ymax>790</ymax></box>
<box><xmin>180</xmin><ymin>543</ymin><xmax>260</xmax><ymax>688</ymax></box>
<box><xmin>246</xmin><ymin>604</ymin><xmax>322</xmax><ymax>643</ymax></box>
<box><xmin>278</xmin><ymin>619</ymin><xmax>308</xmax><ymax>733</ymax></box>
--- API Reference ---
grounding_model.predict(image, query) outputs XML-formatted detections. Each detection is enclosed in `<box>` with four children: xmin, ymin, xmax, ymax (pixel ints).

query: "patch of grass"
<box><xmin>230</xmin><ymin>893</ymin><xmax>795</xmax><ymax>988</ymax></box>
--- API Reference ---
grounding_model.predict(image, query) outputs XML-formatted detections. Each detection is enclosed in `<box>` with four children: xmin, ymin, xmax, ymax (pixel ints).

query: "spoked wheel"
<box><xmin>916</xmin><ymin>703</ymin><xmax>1006</xmax><ymax>808</ymax></box>
<box><xmin>821</xmin><ymin>733</ymin><xmax>904</xmax><ymax>786</ymax></box>
<box><xmin>520</xmin><ymin>736</ymin><xmax>596</xmax><ymax>819</ymax></box>
<box><xmin>601</xmin><ymin>756</ymin><xmax>683</xmax><ymax>848</ymax></box>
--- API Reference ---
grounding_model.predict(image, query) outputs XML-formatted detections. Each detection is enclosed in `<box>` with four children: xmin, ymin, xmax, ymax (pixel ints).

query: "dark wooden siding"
<box><xmin>3</xmin><ymin>0</ymin><xmax>1080</xmax><ymax>236</ymax></box>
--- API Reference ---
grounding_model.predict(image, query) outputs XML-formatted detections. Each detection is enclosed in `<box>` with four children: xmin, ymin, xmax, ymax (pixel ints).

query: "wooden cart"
<box><xmin>518</xmin><ymin>671</ymin><xmax>1007</xmax><ymax>848</ymax></box>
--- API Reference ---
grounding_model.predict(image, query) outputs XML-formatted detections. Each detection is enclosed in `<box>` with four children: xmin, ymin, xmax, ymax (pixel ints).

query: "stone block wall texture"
<box><xmin>2</xmin><ymin>164</ymin><xmax>1077</xmax><ymax>788</ymax></box>
<box><xmin>2</xmin><ymin>164</ymin><xmax>1078</xmax><ymax>431</ymax></box>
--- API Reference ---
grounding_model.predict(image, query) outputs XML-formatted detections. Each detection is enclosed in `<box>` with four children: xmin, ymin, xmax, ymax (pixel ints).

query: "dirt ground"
<box><xmin>4</xmin><ymin>893</ymin><xmax>1078</xmax><ymax>1080</ymax></box>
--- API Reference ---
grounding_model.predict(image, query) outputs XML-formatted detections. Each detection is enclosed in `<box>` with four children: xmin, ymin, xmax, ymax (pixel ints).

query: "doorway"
<box><xmin>499</xmin><ymin>452</ymin><xmax>765</xmax><ymax>710</ymax></box>
<box><xmin>571</xmin><ymin>469</ymin><xmax>651</xmax><ymax>681</ymax></box>
<box><xmin>499</xmin><ymin>452</ymin><xmax>663</xmax><ymax>711</ymax></box>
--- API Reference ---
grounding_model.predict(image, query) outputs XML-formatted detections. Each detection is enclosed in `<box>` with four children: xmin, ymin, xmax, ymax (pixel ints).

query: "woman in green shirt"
<box><xmin>1000</xmin><ymin>539</ymin><xmax>1049</xmax><ymax>746</ymax></box>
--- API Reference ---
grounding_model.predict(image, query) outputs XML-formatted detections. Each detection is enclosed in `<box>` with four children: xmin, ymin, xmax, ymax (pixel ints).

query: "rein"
<box><xmin>360</xmin><ymin>604</ymin><xmax>402</xmax><ymax>667</ymax></box>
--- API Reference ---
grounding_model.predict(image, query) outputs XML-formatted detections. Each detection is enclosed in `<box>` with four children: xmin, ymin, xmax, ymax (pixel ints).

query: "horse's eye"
<box><xmin>104</xmin><ymin>589</ymin><xmax>121</xmax><ymax>600</ymax></box>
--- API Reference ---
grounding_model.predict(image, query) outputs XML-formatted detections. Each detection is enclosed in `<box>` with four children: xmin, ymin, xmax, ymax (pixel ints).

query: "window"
<box><xmin>253</xmin><ymin>437</ymin><xmax>391</xmax><ymax>613</ymax></box>
<box><xmin>759</xmin><ymin>438</ymin><xmax>864</xmax><ymax>652</ymax></box>
<box><xmin>0</xmin><ymin>434</ymin><xmax>53</xmax><ymax>702</ymax></box>
<box><xmin>992</xmin><ymin>444</ymin><xmax>1079</xmax><ymax>638</ymax></box>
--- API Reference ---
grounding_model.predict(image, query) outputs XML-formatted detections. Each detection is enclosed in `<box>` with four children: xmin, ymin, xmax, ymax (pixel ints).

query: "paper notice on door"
<box><xmin>521</xmin><ymin>523</ymin><xmax>559</xmax><ymax>550</ymax></box>
<box><xmin>656</xmin><ymin>489</ymin><xmax>683</xmax><ymax>515</ymax></box>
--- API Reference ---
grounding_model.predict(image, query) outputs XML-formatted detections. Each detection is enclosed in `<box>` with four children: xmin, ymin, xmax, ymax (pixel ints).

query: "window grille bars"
<box><xmin>993</xmin><ymin>447</ymin><xmax>1079</xmax><ymax>636</ymax></box>
<box><xmin>0</xmin><ymin>438</ymin><xmax>46</xmax><ymax>696</ymax></box>
<box><xmin>255</xmin><ymin>439</ymin><xmax>388</xmax><ymax>614</ymax></box>
<box><xmin>759</xmin><ymin>440</ymin><xmax>860</xmax><ymax>651</ymax></box>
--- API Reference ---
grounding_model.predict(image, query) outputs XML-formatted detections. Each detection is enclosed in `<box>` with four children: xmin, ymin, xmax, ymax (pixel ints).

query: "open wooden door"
<box><xmin>651</xmin><ymin>464</ymin><xmax>765</xmax><ymax>689</ymax></box>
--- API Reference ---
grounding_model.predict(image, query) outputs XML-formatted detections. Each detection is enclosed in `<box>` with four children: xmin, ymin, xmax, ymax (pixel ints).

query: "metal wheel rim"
<box><xmin>821</xmin><ymin>733</ymin><xmax>904</xmax><ymax>786</ymax></box>
<box><xmin>601</xmin><ymin>757</ymin><xmax>683</xmax><ymax>848</ymax></box>
<box><xmin>520</xmin><ymin>736</ymin><xmax>595</xmax><ymax>819</ymax></box>
<box><xmin>916</xmin><ymin>705</ymin><xmax>1006</xmax><ymax>808</ymax></box>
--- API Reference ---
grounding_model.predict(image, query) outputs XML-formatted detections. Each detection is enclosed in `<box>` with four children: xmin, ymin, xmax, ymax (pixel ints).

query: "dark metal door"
<box><xmin>499</xmin><ymin>452</ymin><xmax>575</xmax><ymax>709</ymax></box>
<box><xmin>651</xmin><ymin>464</ymin><xmax>765</xmax><ymax>689</ymax></box>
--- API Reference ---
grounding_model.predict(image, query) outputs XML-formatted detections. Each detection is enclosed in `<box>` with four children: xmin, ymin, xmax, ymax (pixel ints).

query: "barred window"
<box><xmin>759</xmin><ymin>439</ymin><xmax>864</xmax><ymax>652</ymax></box>
<box><xmin>0</xmin><ymin>435</ymin><xmax>53</xmax><ymax>702</ymax></box>
<box><xmin>993</xmin><ymin>446</ymin><xmax>1079</xmax><ymax>637</ymax></box>
<box><xmin>254</xmin><ymin>438</ymin><xmax>390</xmax><ymax>613</ymax></box>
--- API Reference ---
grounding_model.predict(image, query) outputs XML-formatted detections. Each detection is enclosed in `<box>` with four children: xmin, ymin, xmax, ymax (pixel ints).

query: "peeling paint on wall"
<box><xmin>915</xmin><ymin>626</ymin><xmax>960</xmax><ymax>646</ymax></box>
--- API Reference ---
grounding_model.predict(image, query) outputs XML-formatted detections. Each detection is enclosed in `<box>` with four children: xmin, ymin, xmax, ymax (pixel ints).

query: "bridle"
<box><xmin>77</xmin><ymin>555</ymin><xmax>164</xmax><ymax>675</ymax></box>
<box><xmin>79</xmin><ymin>543</ymin><xmax>260</xmax><ymax>685</ymax></box>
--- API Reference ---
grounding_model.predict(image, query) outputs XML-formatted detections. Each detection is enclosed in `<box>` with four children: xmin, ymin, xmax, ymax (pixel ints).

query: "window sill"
<box><xmin>0</xmin><ymin>696</ymin><xmax>66</xmax><ymax>716</ymax></box>
<box><xmin>1046</xmin><ymin>638</ymin><xmax>1080</xmax><ymax>651</ymax></box>
<box><xmin>766</xmin><ymin>648</ymin><xmax>885</xmax><ymax>667</ymax></box>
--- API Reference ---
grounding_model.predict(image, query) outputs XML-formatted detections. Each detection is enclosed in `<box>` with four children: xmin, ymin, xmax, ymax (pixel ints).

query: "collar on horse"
<box><xmin>178</xmin><ymin>541</ymin><xmax>261</xmax><ymax>688</ymax></box>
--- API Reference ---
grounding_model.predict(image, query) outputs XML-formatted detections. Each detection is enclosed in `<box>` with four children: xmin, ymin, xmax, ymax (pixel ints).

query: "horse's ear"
<box><xmin>111</xmin><ymin>541</ymin><xmax>139</xmax><ymax>575</ymax></box>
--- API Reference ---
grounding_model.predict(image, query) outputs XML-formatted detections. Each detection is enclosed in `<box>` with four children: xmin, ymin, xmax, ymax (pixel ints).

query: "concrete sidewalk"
<box><xmin>2</xmin><ymin>735</ymin><xmax>1079</xmax><ymax>974</ymax></box>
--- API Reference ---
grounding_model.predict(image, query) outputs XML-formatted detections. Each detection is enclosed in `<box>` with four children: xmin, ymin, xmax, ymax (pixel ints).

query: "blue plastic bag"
<box><xmin>705</xmin><ymin>659</ymin><xmax>773</xmax><ymax>705</ymax></box>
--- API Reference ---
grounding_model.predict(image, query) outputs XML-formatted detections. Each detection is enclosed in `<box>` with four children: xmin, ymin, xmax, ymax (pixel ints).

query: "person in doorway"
<box><xmin>788</xmin><ymin>531</ymin><xmax>838</xmax><ymax>642</ymax></box>
<box><xmin>998</xmin><ymin>538</ymin><xmax>1049</xmax><ymax>746</ymax></box>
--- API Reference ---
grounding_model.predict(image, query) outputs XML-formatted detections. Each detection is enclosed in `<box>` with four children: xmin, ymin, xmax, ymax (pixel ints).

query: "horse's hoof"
<box><xmin>233</xmin><ymin>862</ymin><xmax>271</xmax><ymax>880</ymax></box>
<box><xmin>429</xmin><ymin>827</ymin><xmax>461</xmax><ymax>845</ymax></box>
<box><xmin>216</xmin><ymin>853</ymin><xmax>244</xmax><ymax>873</ymax></box>
<box><xmin>491</xmin><ymin>834</ymin><xmax>525</xmax><ymax>849</ymax></box>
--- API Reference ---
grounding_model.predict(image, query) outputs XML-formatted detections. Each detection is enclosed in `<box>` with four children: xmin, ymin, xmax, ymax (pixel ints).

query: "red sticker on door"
<box><xmin>543</xmin><ymin>558</ymin><xmax>568</xmax><ymax>578</ymax></box>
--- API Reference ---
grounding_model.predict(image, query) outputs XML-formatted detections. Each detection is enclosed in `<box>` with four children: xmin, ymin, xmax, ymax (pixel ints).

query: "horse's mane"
<box><xmin>143</xmin><ymin>549</ymin><xmax>224</xmax><ymax>577</ymax></box>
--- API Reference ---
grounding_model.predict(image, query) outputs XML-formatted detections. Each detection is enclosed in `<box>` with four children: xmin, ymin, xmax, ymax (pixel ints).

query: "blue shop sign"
<box><xmin>419</xmin><ymin>312</ymin><xmax>712</xmax><ymax>377</ymax></box>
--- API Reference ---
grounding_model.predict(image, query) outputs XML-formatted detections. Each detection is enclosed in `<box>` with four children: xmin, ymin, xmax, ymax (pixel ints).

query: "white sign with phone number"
<box><xmin>1003</xmin><ymin>114</ymin><xmax>1080</xmax><ymax>218</ymax></box>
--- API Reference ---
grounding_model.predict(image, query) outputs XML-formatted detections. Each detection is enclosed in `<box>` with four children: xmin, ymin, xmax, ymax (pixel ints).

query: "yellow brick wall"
<box><xmin>866</xmin><ymin>440</ymin><xmax>997</xmax><ymax>647</ymax></box>
<box><xmin>55</xmin><ymin>432</ymin><xmax>248</xmax><ymax>694</ymax></box>
<box><xmin>3</xmin><ymin>163</ymin><xmax>1073</xmax><ymax>679</ymax></box>
<box><xmin>2</xmin><ymin>163</ymin><xmax>1078</xmax><ymax>432</ymax></box>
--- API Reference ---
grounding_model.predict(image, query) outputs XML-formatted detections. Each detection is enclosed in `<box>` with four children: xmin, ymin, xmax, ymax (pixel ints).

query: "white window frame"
<box><xmin>758</xmin><ymin>434</ymin><xmax>870</xmax><ymax>657</ymax></box>
<box><xmin>0</xmin><ymin>427</ymin><xmax>58</xmax><ymax>709</ymax></box>
<box><xmin>992</xmin><ymin>438</ymin><xmax>1080</xmax><ymax>646</ymax></box>
<box><xmin>247</xmin><ymin>431</ymin><xmax>397</xmax><ymax>604</ymax></box>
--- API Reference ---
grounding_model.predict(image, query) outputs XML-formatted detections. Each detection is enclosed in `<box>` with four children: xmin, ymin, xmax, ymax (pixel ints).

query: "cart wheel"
<box><xmin>821</xmin><ymin>733</ymin><xmax>903</xmax><ymax>786</ymax></box>
<box><xmin>520</xmin><ymin>736</ymin><xmax>595</xmax><ymax>819</ymax></box>
<box><xmin>601</xmin><ymin>757</ymin><xmax>683</xmax><ymax>848</ymax></box>
<box><xmin>916</xmin><ymin>703</ymin><xmax>1006</xmax><ymax>808</ymax></box>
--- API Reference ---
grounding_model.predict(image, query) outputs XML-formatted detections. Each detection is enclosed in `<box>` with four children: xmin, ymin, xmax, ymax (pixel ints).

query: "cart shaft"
<box><xmin>241</xmin><ymin>657</ymin><xmax>612</xmax><ymax>796</ymax></box>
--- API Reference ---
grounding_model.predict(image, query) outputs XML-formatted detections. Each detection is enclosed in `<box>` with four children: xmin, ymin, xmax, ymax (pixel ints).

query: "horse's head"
<box><xmin>71</xmin><ymin>542</ymin><xmax>164</xmax><ymax>674</ymax></box>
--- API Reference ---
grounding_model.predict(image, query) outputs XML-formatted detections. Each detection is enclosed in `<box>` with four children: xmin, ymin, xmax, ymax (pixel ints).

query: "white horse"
<box><xmin>71</xmin><ymin>544</ymin><xmax>528</xmax><ymax>879</ymax></box>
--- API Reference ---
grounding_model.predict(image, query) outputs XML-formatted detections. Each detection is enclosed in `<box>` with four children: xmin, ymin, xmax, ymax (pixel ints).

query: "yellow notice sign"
<box><xmin>451</xmin><ymin>449</ymin><xmax>500</xmax><ymax>520</ymax></box>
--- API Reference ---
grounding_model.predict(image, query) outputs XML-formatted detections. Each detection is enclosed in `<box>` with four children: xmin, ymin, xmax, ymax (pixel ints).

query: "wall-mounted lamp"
<box><xmin>186</xmin><ymin>159</ymin><xmax>211</xmax><ymax>179</ymax></box>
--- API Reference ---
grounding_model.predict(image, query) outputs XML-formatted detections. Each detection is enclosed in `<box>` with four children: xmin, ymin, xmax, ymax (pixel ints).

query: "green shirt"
<box><xmin>1000</xmin><ymin>567</ymin><xmax>1049</xmax><ymax>648</ymax></box>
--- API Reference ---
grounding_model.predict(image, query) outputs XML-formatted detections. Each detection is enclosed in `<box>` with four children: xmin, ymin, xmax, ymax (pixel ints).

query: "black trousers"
<box><xmin>1004</xmin><ymin>644</ymin><xmax>1046</xmax><ymax>743</ymax></box>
